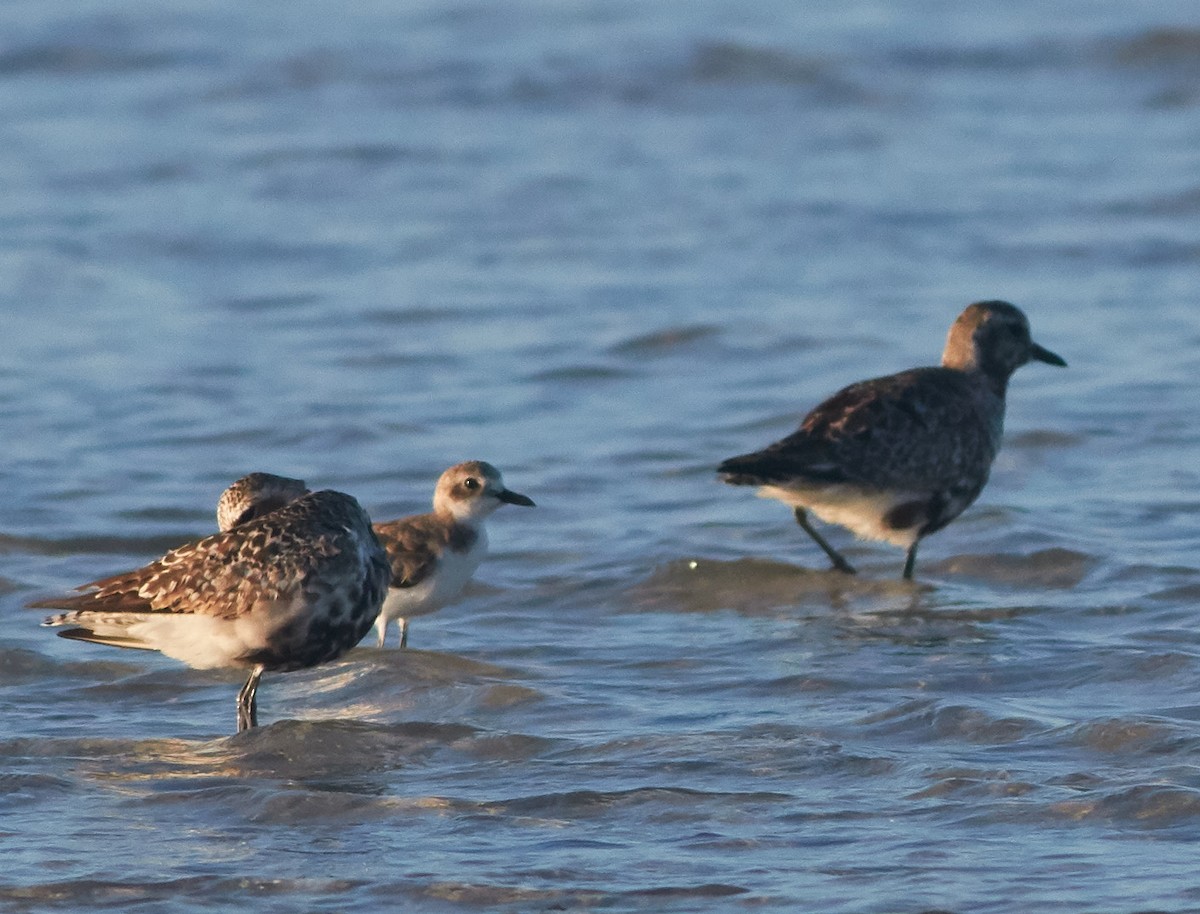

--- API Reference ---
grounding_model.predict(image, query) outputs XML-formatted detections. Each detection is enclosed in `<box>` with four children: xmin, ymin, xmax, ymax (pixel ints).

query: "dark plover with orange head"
<box><xmin>718</xmin><ymin>301</ymin><xmax>1065</xmax><ymax>580</ymax></box>
<box><xmin>370</xmin><ymin>461</ymin><xmax>534</xmax><ymax>648</ymax></box>
<box><xmin>33</xmin><ymin>488</ymin><xmax>389</xmax><ymax>732</ymax></box>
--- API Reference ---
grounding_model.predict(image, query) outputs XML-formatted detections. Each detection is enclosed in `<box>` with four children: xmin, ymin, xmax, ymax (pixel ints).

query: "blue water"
<box><xmin>4</xmin><ymin>1</ymin><xmax>1200</xmax><ymax>911</ymax></box>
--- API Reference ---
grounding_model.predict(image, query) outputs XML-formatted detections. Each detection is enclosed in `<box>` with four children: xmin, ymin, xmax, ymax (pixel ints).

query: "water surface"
<box><xmin>3</xmin><ymin>1</ymin><xmax>1200</xmax><ymax>911</ymax></box>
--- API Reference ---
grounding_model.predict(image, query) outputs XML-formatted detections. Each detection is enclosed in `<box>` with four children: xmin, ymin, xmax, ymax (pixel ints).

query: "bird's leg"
<box><xmin>375</xmin><ymin>617</ymin><xmax>387</xmax><ymax>649</ymax></box>
<box><xmin>794</xmin><ymin>508</ymin><xmax>856</xmax><ymax>575</ymax></box>
<box><xmin>902</xmin><ymin>542</ymin><xmax>918</xmax><ymax>581</ymax></box>
<box><xmin>237</xmin><ymin>665</ymin><xmax>264</xmax><ymax>733</ymax></box>
<box><xmin>398</xmin><ymin>618</ymin><xmax>408</xmax><ymax>650</ymax></box>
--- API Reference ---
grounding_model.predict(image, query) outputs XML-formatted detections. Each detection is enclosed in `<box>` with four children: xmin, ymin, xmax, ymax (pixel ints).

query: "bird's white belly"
<box><xmin>117</xmin><ymin>612</ymin><xmax>279</xmax><ymax>670</ymax></box>
<box><xmin>380</xmin><ymin>535</ymin><xmax>487</xmax><ymax>624</ymax></box>
<box><xmin>758</xmin><ymin>483</ymin><xmax>922</xmax><ymax>548</ymax></box>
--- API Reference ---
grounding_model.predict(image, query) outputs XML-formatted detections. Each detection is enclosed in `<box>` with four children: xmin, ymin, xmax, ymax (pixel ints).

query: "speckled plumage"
<box><xmin>371</xmin><ymin>461</ymin><xmax>535</xmax><ymax>648</ymax></box>
<box><xmin>33</xmin><ymin>489</ymin><xmax>390</xmax><ymax>732</ymax></box>
<box><xmin>216</xmin><ymin>472</ymin><xmax>310</xmax><ymax>532</ymax></box>
<box><xmin>718</xmin><ymin>301</ymin><xmax>1066</xmax><ymax>579</ymax></box>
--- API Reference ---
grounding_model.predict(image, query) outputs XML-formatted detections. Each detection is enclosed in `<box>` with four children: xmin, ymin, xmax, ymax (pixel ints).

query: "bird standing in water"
<box><xmin>34</xmin><ymin>488</ymin><xmax>390</xmax><ymax>732</ymax></box>
<box><xmin>718</xmin><ymin>301</ymin><xmax>1066</xmax><ymax>579</ymax></box>
<box><xmin>371</xmin><ymin>461</ymin><xmax>535</xmax><ymax>648</ymax></box>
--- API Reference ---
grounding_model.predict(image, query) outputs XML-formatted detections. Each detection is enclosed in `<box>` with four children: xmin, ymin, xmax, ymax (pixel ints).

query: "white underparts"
<box><xmin>758</xmin><ymin>483</ymin><xmax>923</xmax><ymax>548</ymax></box>
<box><xmin>375</xmin><ymin>528</ymin><xmax>488</xmax><ymax>641</ymax></box>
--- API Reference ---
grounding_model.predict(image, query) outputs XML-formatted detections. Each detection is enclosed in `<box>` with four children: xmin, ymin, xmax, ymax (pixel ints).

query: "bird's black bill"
<box><xmin>498</xmin><ymin>489</ymin><xmax>536</xmax><ymax>507</ymax></box>
<box><xmin>1031</xmin><ymin>342</ymin><xmax>1066</xmax><ymax>367</ymax></box>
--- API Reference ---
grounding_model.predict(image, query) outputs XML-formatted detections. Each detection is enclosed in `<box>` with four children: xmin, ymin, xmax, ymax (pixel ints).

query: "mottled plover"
<box><xmin>718</xmin><ymin>301</ymin><xmax>1065</xmax><ymax>579</ymax></box>
<box><xmin>33</xmin><ymin>489</ymin><xmax>390</xmax><ymax>732</ymax></box>
<box><xmin>371</xmin><ymin>461</ymin><xmax>535</xmax><ymax>648</ymax></box>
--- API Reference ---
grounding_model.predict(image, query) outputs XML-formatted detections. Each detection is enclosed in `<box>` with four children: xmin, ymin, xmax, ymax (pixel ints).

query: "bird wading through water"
<box><xmin>718</xmin><ymin>301</ymin><xmax>1066</xmax><ymax>579</ymax></box>
<box><xmin>371</xmin><ymin>461</ymin><xmax>535</xmax><ymax>649</ymax></box>
<box><xmin>33</xmin><ymin>488</ymin><xmax>390</xmax><ymax>732</ymax></box>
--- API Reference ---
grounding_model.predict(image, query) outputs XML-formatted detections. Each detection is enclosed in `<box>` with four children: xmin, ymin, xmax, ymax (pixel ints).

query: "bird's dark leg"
<box><xmin>902</xmin><ymin>542</ymin><xmax>918</xmax><ymax>581</ymax></box>
<box><xmin>794</xmin><ymin>508</ymin><xmax>856</xmax><ymax>575</ymax></box>
<box><xmin>237</xmin><ymin>665</ymin><xmax>264</xmax><ymax>733</ymax></box>
<box><xmin>398</xmin><ymin>618</ymin><xmax>409</xmax><ymax>649</ymax></box>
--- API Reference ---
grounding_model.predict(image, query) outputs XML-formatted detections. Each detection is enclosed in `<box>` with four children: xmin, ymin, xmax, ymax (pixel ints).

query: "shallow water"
<box><xmin>4</xmin><ymin>1</ymin><xmax>1200</xmax><ymax>911</ymax></box>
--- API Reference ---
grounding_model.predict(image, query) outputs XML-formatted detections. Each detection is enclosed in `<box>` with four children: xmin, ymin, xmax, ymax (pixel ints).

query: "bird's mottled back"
<box><xmin>731</xmin><ymin>366</ymin><xmax>999</xmax><ymax>493</ymax></box>
<box><xmin>36</xmin><ymin>490</ymin><xmax>387</xmax><ymax>627</ymax></box>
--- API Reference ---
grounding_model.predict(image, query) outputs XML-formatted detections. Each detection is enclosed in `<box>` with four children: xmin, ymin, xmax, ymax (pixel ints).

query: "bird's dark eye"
<box><xmin>463</xmin><ymin>477</ymin><xmax>480</xmax><ymax>490</ymax></box>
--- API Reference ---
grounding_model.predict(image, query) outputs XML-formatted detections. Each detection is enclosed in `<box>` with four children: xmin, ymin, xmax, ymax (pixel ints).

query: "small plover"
<box><xmin>371</xmin><ymin>461</ymin><xmax>535</xmax><ymax>648</ymax></box>
<box><xmin>33</xmin><ymin>489</ymin><xmax>390</xmax><ymax>732</ymax></box>
<box><xmin>718</xmin><ymin>301</ymin><xmax>1066</xmax><ymax>579</ymax></box>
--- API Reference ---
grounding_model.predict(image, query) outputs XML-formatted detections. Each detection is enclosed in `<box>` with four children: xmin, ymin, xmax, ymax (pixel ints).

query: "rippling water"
<box><xmin>4</xmin><ymin>0</ymin><xmax>1200</xmax><ymax>911</ymax></box>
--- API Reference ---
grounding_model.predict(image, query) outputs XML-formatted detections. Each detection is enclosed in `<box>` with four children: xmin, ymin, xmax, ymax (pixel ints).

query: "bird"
<box><xmin>32</xmin><ymin>488</ymin><xmax>390</xmax><ymax>732</ymax></box>
<box><xmin>370</xmin><ymin>461</ymin><xmax>535</xmax><ymax>648</ymax></box>
<box><xmin>717</xmin><ymin>300</ymin><xmax>1066</xmax><ymax>580</ymax></box>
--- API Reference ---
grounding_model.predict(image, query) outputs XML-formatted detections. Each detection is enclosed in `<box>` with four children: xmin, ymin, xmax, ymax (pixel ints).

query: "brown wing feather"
<box><xmin>31</xmin><ymin>491</ymin><xmax>378</xmax><ymax>622</ymax></box>
<box><xmin>373</xmin><ymin>513</ymin><xmax>479</xmax><ymax>590</ymax></box>
<box><xmin>372</xmin><ymin>513</ymin><xmax>445</xmax><ymax>588</ymax></box>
